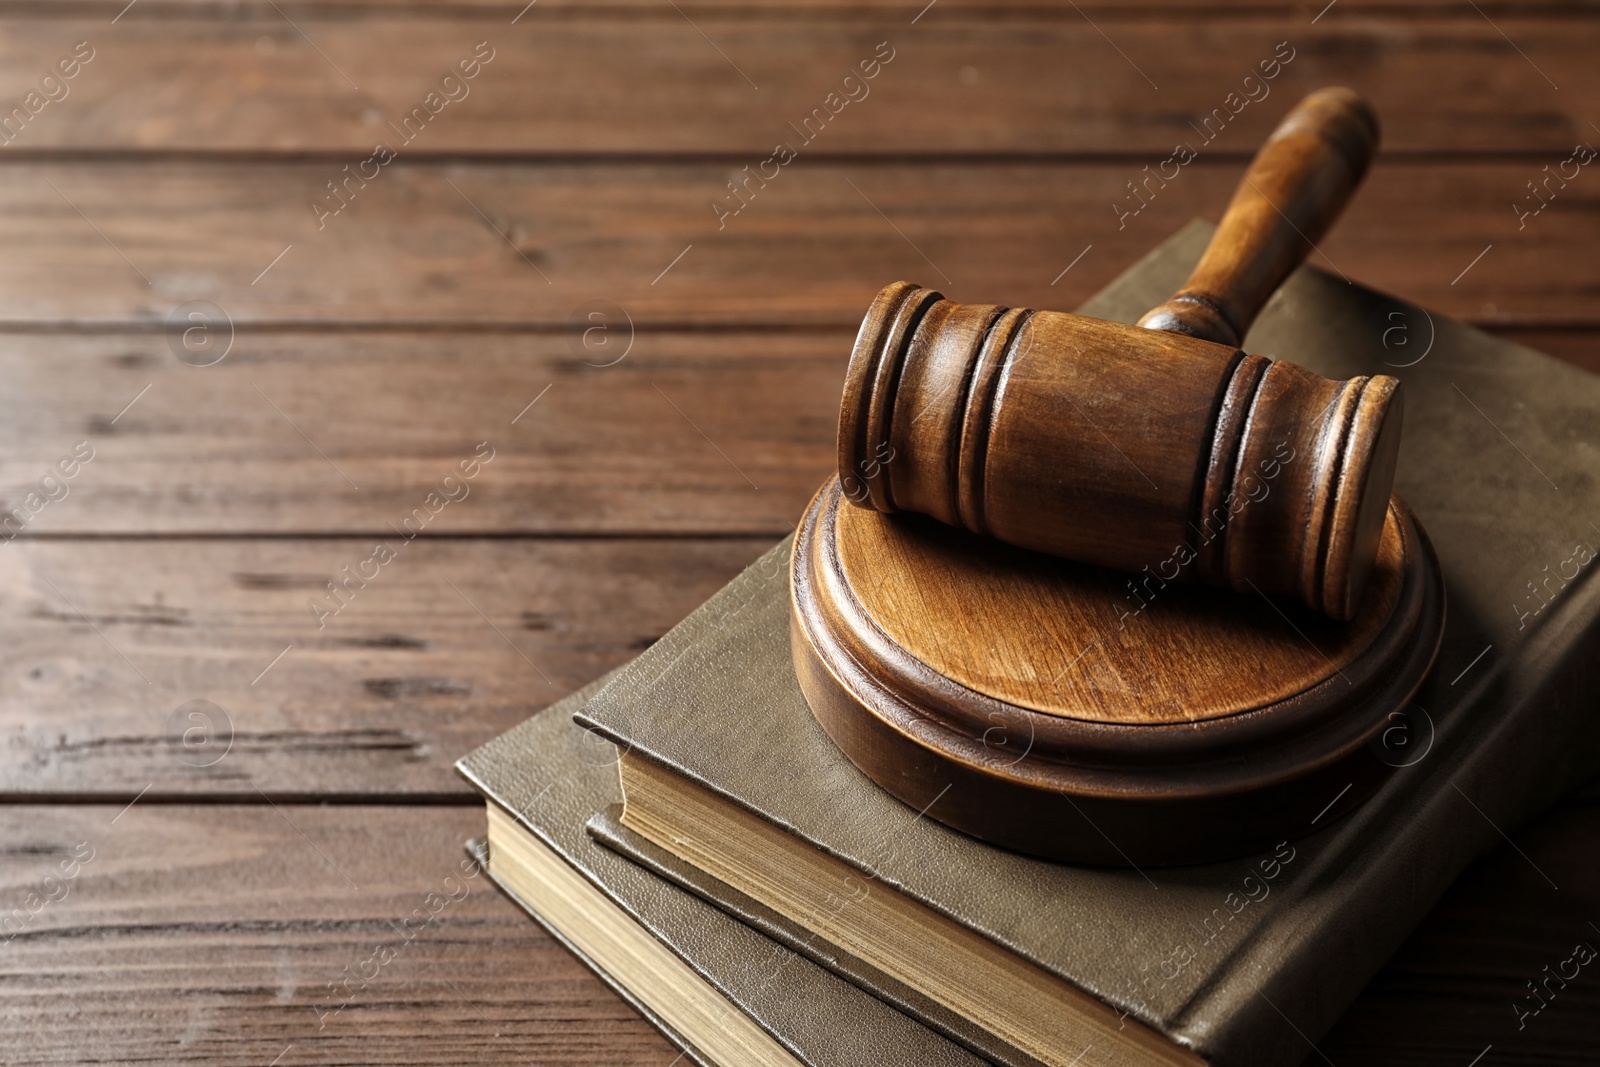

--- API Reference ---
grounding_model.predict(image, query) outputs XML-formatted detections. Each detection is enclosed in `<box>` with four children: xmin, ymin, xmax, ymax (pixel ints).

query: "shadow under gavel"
<box><xmin>839</xmin><ymin>87</ymin><xmax>1397</xmax><ymax>621</ymax></box>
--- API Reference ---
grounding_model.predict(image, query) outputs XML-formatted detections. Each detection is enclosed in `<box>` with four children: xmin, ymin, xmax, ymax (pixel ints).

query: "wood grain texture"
<box><xmin>1322</xmin><ymin>801</ymin><xmax>1600</xmax><ymax>1064</ymax></box>
<box><xmin>18</xmin><ymin>0</ymin><xmax>1600</xmax><ymax>12</ymax></box>
<box><xmin>0</xmin><ymin>800</ymin><xmax>1593</xmax><ymax>1066</ymax></box>
<box><xmin>0</xmin><ymin>161</ymin><xmax>1587</xmax><ymax>329</ymax></box>
<box><xmin>0</xmin><ymin>537</ymin><xmax>769</xmax><ymax>797</ymax></box>
<box><xmin>0</xmin><ymin>16</ymin><xmax>1590</xmax><ymax>154</ymax></box>
<box><xmin>0</xmin><ymin>331</ymin><xmax>838</xmax><ymax>535</ymax></box>
<box><xmin>1137</xmin><ymin>87</ymin><xmax>1378</xmax><ymax>347</ymax></box>
<box><xmin>0</xmin><ymin>328</ymin><xmax>1589</xmax><ymax>539</ymax></box>
<box><xmin>791</xmin><ymin>479</ymin><xmax>1444</xmax><ymax>864</ymax></box>
<box><xmin>840</xmin><ymin>279</ymin><xmax>1402</xmax><ymax>616</ymax></box>
<box><xmin>1491</xmin><ymin>326</ymin><xmax>1600</xmax><ymax>376</ymax></box>
<box><xmin>0</xmin><ymin>804</ymin><xmax>677</xmax><ymax>1065</ymax></box>
<box><xmin>833</xmin><ymin>490</ymin><xmax>1408</xmax><ymax>725</ymax></box>
<box><xmin>10</xmin><ymin>0</ymin><xmax>1600</xmax><ymax>11</ymax></box>
<box><xmin>0</xmin><ymin>0</ymin><xmax>1591</xmax><ymax>1060</ymax></box>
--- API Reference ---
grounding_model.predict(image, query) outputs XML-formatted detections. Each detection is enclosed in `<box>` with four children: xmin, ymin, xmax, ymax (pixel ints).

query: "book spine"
<box><xmin>1178</xmin><ymin>567</ymin><xmax>1600</xmax><ymax>1065</ymax></box>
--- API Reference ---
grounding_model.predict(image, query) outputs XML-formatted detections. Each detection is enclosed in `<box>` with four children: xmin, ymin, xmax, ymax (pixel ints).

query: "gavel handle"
<box><xmin>1137</xmin><ymin>87</ymin><xmax>1379</xmax><ymax>347</ymax></box>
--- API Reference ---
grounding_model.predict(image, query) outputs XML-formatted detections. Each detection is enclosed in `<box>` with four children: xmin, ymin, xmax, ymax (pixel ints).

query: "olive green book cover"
<box><xmin>456</xmin><ymin>674</ymin><xmax>988</xmax><ymax>1067</ymax></box>
<box><xmin>575</xmin><ymin>221</ymin><xmax>1600</xmax><ymax>1067</ymax></box>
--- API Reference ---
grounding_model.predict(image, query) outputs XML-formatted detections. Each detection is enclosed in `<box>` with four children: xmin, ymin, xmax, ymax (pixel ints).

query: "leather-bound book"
<box><xmin>574</xmin><ymin>221</ymin><xmax>1600</xmax><ymax>1067</ymax></box>
<box><xmin>455</xmin><ymin>674</ymin><xmax>989</xmax><ymax>1067</ymax></box>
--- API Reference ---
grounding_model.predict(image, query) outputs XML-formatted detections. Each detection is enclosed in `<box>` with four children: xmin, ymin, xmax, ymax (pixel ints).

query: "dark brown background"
<box><xmin>0</xmin><ymin>1</ymin><xmax>1596</xmax><ymax>1063</ymax></box>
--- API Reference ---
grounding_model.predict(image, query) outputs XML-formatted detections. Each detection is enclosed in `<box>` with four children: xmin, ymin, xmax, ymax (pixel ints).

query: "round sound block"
<box><xmin>790</xmin><ymin>478</ymin><xmax>1445</xmax><ymax>866</ymax></box>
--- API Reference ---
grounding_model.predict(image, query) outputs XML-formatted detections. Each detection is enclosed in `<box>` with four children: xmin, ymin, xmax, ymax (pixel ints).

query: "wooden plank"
<box><xmin>1491</xmin><ymin>327</ymin><xmax>1600</xmax><ymax>377</ymax></box>
<box><xmin>0</xmin><ymin>160</ymin><xmax>1592</xmax><ymax>328</ymax></box>
<box><xmin>0</xmin><ymin>537</ymin><xmax>772</xmax><ymax>797</ymax></box>
<box><xmin>2</xmin><ymin>800</ymin><xmax>1595</xmax><ymax>1064</ymax></box>
<box><xmin>1323</xmin><ymin>800</ymin><xmax>1600</xmax><ymax>1063</ymax></box>
<box><xmin>0</xmin><ymin>331</ymin><xmax>842</xmax><ymax>535</ymax></box>
<box><xmin>13</xmin><ymin>0</ymin><xmax>1600</xmax><ymax>13</ymax></box>
<box><xmin>0</xmin><ymin>804</ymin><xmax>677</xmax><ymax>1065</ymax></box>
<box><xmin>6</xmin><ymin>327</ymin><xmax>1591</xmax><ymax>538</ymax></box>
<box><xmin>0</xmin><ymin>16</ymin><xmax>1588</xmax><ymax>155</ymax></box>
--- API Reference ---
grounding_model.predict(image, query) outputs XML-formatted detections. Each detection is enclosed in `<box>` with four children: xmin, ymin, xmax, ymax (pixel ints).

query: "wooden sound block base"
<box><xmin>790</xmin><ymin>478</ymin><xmax>1446</xmax><ymax>867</ymax></box>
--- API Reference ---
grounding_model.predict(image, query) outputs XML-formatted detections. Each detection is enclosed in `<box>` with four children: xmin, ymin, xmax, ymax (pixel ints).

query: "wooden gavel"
<box><xmin>838</xmin><ymin>87</ymin><xmax>1397</xmax><ymax>620</ymax></box>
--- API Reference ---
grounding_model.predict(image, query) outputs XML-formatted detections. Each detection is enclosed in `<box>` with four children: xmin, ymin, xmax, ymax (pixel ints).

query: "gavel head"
<box><xmin>838</xmin><ymin>280</ymin><xmax>1403</xmax><ymax>620</ymax></box>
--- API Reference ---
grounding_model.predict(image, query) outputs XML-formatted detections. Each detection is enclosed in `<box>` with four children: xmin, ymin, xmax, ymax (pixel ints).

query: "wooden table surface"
<box><xmin>2</xmin><ymin>2</ymin><xmax>1597</xmax><ymax>1064</ymax></box>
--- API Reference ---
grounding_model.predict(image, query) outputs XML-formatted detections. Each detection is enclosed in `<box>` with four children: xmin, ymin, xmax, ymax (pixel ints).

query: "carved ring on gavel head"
<box><xmin>838</xmin><ymin>284</ymin><xmax>1402</xmax><ymax>620</ymax></box>
<box><xmin>837</xmin><ymin>87</ymin><xmax>1398</xmax><ymax>621</ymax></box>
